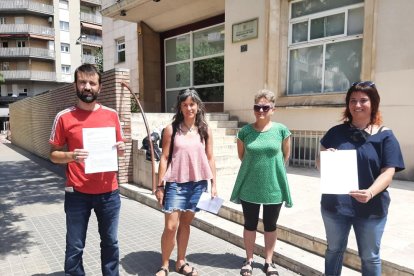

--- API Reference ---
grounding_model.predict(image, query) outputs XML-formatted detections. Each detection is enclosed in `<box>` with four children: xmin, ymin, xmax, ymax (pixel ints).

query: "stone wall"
<box><xmin>8</xmin><ymin>68</ymin><xmax>133</xmax><ymax>185</ymax></box>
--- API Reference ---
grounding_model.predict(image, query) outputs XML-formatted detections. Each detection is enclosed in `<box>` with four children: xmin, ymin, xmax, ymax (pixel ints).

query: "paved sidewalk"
<box><xmin>0</xmin><ymin>141</ymin><xmax>298</xmax><ymax>276</ymax></box>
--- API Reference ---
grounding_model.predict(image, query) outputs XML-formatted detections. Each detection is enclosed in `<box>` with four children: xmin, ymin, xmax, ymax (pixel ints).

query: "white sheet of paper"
<box><xmin>82</xmin><ymin>127</ymin><xmax>118</xmax><ymax>174</ymax></box>
<box><xmin>196</xmin><ymin>192</ymin><xmax>224</xmax><ymax>214</ymax></box>
<box><xmin>320</xmin><ymin>150</ymin><xmax>359</xmax><ymax>194</ymax></box>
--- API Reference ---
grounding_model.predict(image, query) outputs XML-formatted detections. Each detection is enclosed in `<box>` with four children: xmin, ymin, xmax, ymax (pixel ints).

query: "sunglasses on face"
<box><xmin>253</xmin><ymin>104</ymin><xmax>273</xmax><ymax>112</ymax></box>
<box><xmin>351</xmin><ymin>81</ymin><xmax>375</xmax><ymax>88</ymax></box>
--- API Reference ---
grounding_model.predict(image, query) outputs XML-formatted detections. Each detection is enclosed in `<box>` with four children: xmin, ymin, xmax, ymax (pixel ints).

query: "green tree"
<box><xmin>95</xmin><ymin>47</ymin><xmax>103</xmax><ymax>73</ymax></box>
<box><xmin>0</xmin><ymin>72</ymin><xmax>4</xmax><ymax>84</ymax></box>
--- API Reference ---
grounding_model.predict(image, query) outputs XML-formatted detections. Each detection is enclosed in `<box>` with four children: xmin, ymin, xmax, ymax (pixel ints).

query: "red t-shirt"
<box><xmin>49</xmin><ymin>104</ymin><xmax>124</xmax><ymax>194</ymax></box>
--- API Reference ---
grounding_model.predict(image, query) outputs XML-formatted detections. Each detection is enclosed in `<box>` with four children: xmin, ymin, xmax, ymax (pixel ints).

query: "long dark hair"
<box><xmin>171</xmin><ymin>88</ymin><xmax>208</xmax><ymax>143</ymax></box>
<box><xmin>342</xmin><ymin>81</ymin><xmax>382</xmax><ymax>125</ymax></box>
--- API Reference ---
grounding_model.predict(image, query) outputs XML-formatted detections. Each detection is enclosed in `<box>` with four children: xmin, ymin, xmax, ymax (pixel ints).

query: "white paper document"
<box><xmin>320</xmin><ymin>150</ymin><xmax>359</xmax><ymax>194</ymax></box>
<box><xmin>196</xmin><ymin>192</ymin><xmax>224</xmax><ymax>214</ymax></box>
<box><xmin>82</xmin><ymin>127</ymin><xmax>118</xmax><ymax>174</ymax></box>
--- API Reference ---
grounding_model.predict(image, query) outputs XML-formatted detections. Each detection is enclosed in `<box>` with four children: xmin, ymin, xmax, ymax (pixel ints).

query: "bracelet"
<box><xmin>368</xmin><ymin>189</ymin><xmax>374</xmax><ymax>199</ymax></box>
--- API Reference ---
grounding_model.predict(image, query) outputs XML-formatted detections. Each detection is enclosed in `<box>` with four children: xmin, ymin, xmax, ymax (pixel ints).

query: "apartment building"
<box><xmin>0</xmin><ymin>0</ymin><xmax>103</xmax><ymax>130</ymax></box>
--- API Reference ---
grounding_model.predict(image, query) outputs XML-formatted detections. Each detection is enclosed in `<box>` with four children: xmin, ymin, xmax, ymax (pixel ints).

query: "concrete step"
<box><xmin>208</xmin><ymin>120</ymin><xmax>238</xmax><ymax>128</ymax></box>
<box><xmin>119</xmin><ymin>184</ymin><xmax>359</xmax><ymax>276</ymax></box>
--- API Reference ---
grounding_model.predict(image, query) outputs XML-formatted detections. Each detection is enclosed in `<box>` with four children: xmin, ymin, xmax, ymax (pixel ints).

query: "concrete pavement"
<box><xmin>0</xmin><ymin>140</ymin><xmax>299</xmax><ymax>275</ymax></box>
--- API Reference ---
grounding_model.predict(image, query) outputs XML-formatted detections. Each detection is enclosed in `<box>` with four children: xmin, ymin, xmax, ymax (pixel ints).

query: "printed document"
<box><xmin>320</xmin><ymin>150</ymin><xmax>359</xmax><ymax>194</ymax></box>
<box><xmin>196</xmin><ymin>192</ymin><xmax>224</xmax><ymax>214</ymax></box>
<box><xmin>82</xmin><ymin>127</ymin><xmax>118</xmax><ymax>174</ymax></box>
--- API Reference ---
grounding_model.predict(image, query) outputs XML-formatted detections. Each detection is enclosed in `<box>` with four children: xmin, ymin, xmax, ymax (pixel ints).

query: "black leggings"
<box><xmin>240</xmin><ymin>200</ymin><xmax>282</xmax><ymax>232</ymax></box>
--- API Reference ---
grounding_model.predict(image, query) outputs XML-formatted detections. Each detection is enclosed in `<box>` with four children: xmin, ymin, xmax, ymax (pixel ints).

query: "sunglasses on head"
<box><xmin>351</xmin><ymin>81</ymin><xmax>375</xmax><ymax>88</ymax></box>
<box><xmin>253</xmin><ymin>104</ymin><xmax>273</xmax><ymax>112</ymax></box>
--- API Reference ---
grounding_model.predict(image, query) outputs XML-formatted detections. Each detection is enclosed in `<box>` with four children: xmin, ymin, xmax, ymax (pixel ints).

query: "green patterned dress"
<box><xmin>230</xmin><ymin>122</ymin><xmax>293</xmax><ymax>207</ymax></box>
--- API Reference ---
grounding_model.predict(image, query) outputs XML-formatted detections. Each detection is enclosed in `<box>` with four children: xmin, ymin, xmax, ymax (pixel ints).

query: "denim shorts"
<box><xmin>163</xmin><ymin>180</ymin><xmax>208</xmax><ymax>213</ymax></box>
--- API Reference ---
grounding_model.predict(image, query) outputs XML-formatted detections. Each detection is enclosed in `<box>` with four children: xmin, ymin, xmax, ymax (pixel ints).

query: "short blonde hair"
<box><xmin>254</xmin><ymin>89</ymin><xmax>275</xmax><ymax>104</ymax></box>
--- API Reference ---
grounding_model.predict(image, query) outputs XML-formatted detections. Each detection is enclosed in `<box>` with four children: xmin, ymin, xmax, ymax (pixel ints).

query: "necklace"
<box><xmin>182</xmin><ymin>123</ymin><xmax>195</xmax><ymax>132</ymax></box>
<box><xmin>351</xmin><ymin>123</ymin><xmax>372</xmax><ymax>135</ymax></box>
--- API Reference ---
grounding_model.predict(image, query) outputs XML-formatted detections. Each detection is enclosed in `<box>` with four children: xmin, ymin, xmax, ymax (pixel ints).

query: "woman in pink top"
<box><xmin>155</xmin><ymin>88</ymin><xmax>217</xmax><ymax>276</ymax></box>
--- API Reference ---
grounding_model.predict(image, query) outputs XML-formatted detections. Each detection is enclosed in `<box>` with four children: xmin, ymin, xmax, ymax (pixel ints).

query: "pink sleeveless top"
<box><xmin>163</xmin><ymin>129</ymin><xmax>213</xmax><ymax>183</ymax></box>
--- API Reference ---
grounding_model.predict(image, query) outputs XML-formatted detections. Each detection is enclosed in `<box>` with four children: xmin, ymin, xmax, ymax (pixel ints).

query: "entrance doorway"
<box><xmin>163</xmin><ymin>23</ymin><xmax>224</xmax><ymax>112</ymax></box>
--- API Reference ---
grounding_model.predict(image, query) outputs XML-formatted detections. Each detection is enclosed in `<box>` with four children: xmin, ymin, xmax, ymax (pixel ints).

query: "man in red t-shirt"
<box><xmin>49</xmin><ymin>64</ymin><xmax>125</xmax><ymax>276</ymax></box>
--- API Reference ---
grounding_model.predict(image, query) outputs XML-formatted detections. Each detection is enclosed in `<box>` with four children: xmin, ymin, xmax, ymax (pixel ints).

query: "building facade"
<box><xmin>0</xmin><ymin>0</ymin><xmax>103</xmax><ymax>129</ymax></box>
<box><xmin>101</xmin><ymin>0</ymin><xmax>414</xmax><ymax>180</ymax></box>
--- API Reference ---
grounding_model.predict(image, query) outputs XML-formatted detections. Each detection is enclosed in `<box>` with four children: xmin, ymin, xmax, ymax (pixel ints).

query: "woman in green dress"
<box><xmin>230</xmin><ymin>89</ymin><xmax>292</xmax><ymax>276</ymax></box>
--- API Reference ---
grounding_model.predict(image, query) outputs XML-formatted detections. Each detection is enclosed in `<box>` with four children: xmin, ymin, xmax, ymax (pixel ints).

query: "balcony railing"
<box><xmin>0</xmin><ymin>24</ymin><xmax>54</xmax><ymax>37</ymax></box>
<box><xmin>81</xmin><ymin>0</ymin><xmax>102</xmax><ymax>6</ymax></box>
<box><xmin>83</xmin><ymin>35</ymin><xmax>102</xmax><ymax>46</ymax></box>
<box><xmin>0</xmin><ymin>96</ymin><xmax>27</xmax><ymax>105</ymax></box>
<box><xmin>290</xmin><ymin>130</ymin><xmax>325</xmax><ymax>168</ymax></box>
<box><xmin>80</xmin><ymin>12</ymin><xmax>102</xmax><ymax>25</ymax></box>
<box><xmin>0</xmin><ymin>47</ymin><xmax>55</xmax><ymax>59</ymax></box>
<box><xmin>0</xmin><ymin>0</ymin><xmax>54</xmax><ymax>15</ymax></box>
<box><xmin>0</xmin><ymin>70</ymin><xmax>56</xmax><ymax>81</ymax></box>
<box><xmin>82</xmin><ymin>54</ymin><xmax>97</xmax><ymax>64</ymax></box>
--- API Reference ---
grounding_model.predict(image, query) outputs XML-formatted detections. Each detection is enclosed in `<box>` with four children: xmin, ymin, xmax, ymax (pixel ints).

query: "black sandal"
<box><xmin>156</xmin><ymin>267</ymin><xmax>168</xmax><ymax>276</ymax></box>
<box><xmin>263</xmin><ymin>262</ymin><xmax>279</xmax><ymax>276</ymax></box>
<box><xmin>240</xmin><ymin>260</ymin><xmax>253</xmax><ymax>276</ymax></box>
<box><xmin>176</xmin><ymin>262</ymin><xmax>197</xmax><ymax>276</ymax></box>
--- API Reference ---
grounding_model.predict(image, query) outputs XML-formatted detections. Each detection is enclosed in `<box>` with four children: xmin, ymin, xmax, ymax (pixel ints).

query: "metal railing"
<box><xmin>0</xmin><ymin>70</ymin><xmax>56</xmax><ymax>81</ymax></box>
<box><xmin>0</xmin><ymin>47</ymin><xmax>55</xmax><ymax>59</ymax></box>
<box><xmin>0</xmin><ymin>24</ymin><xmax>54</xmax><ymax>37</ymax></box>
<box><xmin>83</xmin><ymin>35</ymin><xmax>102</xmax><ymax>46</ymax></box>
<box><xmin>82</xmin><ymin>54</ymin><xmax>97</xmax><ymax>64</ymax></box>
<box><xmin>0</xmin><ymin>0</ymin><xmax>54</xmax><ymax>15</ymax></box>
<box><xmin>80</xmin><ymin>12</ymin><xmax>102</xmax><ymax>25</ymax></box>
<box><xmin>289</xmin><ymin>130</ymin><xmax>325</xmax><ymax>168</ymax></box>
<box><xmin>81</xmin><ymin>0</ymin><xmax>102</xmax><ymax>6</ymax></box>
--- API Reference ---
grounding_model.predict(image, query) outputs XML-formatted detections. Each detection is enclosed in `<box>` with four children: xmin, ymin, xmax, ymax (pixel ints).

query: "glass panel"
<box><xmin>310</xmin><ymin>13</ymin><xmax>345</xmax><ymax>40</ymax></box>
<box><xmin>193</xmin><ymin>25</ymin><xmax>224</xmax><ymax>58</ymax></box>
<box><xmin>166</xmin><ymin>62</ymin><xmax>190</xmax><ymax>89</ymax></box>
<box><xmin>291</xmin><ymin>0</ymin><xmax>363</xmax><ymax>18</ymax></box>
<box><xmin>348</xmin><ymin>7</ymin><xmax>364</xmax><ymax>35</ymax></box>
<box><xmin>194</xmin><ymin>57</ymin><xmax>224</xmax><ymax>85</ymax></box>
<box><xmin>292</xmin><ymin>21</ymin><xmax>308</xmax><ymax>44</ymax></box>
<box><xmin>166</xmin><ymin>90</ymin><xmax>180</xmax><ymax>113</ymax></box>
<box><xmin>288</xmin><ymin>45</ymin><xmax>323</xmax><ymax>94</ymax></box>
<box><xmin>165</xmin><ymin>34</ymin><xmax>190</xmax><ymax>63</ymax></box>
<box><xmin>324</xmin><ymin>39</ymin><xmax>362</xmax><ymax>92</ymax></box>
<box><xmin>196</xmin><ymin>86</ymin><xmax>224</xmax><ymax>102</ymax></box>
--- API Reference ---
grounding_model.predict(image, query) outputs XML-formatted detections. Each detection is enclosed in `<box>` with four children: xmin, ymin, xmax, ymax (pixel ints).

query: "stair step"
<box><xmin>119</xmin><ymin>184</ymin><xmax>359</xmax><ymax>276</ymax></box>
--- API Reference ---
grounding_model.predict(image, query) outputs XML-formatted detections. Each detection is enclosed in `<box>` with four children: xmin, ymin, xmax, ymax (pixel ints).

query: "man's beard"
<box><xmin>76</xmin><ymin>89</ymin><xmax>98</xmax><ymax>103</ymax></box>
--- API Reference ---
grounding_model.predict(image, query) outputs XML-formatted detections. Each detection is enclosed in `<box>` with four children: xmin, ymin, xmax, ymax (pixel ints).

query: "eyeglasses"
<box><xmin>253</xmin><ymin>104</ymin><xmax>273</xmax><ymax>112</ymax></box>
<box><xmin>351</xmin><ymin>81</ymin><xmax>375</xmax><ymax>88</ymax></box>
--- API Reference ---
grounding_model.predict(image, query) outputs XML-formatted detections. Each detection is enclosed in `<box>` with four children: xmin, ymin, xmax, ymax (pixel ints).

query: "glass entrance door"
<box><xmin>164</xmin><ymin>24</ymin><xmax>224</xmax><ymax>112</ymax></box>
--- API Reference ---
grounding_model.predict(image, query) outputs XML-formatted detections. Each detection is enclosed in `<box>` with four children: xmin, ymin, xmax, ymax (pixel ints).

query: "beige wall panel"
<box><xmin>31</xmin><ymin>61</ymin><xmax>54</xmax><ymax>71</ymax></box>
<box><xmin>25</xmin><ymin>16</ymin><xmax>49</xmax><ymax>26</ymax></box>
<box><xmin>224</xmin><ymin>0</ymin><xmax>266</xmax><ymax>116</ymax></box>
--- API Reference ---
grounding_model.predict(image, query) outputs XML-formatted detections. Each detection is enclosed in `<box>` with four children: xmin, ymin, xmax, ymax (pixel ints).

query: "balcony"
<box><xmin>0</xmin><ymin>0</ymin><xmax>54</xmax><ymax>16</ymax></box>
<box><xmin>0</xmin><ymin>47</ymin><xmax>55</xmax><ymax>60</ymax></box>
<box><xmin>80</xmin><ymin>12</ymin><xmax>102</xmax><ymax>25</ymax></box>
<box><xmin>81</xmin><ymin>0</ymin><xmax>102</xmax><ymax>6</ymax></box>
<box><xmin>0</xmin><ymin>70</ymin><xmax>56</xmax><ymax>81</ymax></box>
<box><xmin>0</xmin><ymin>24</ymin><xmax>54</xmax><ymax>38</ymax></box>
<box><xmin>82</xmin><ymin>35</ymin><xmax>102</xmax><ymax>47</ymax></box>
<box><xmin>82</xmin><ymin>54</ymin><xmax>97</xmax><ymax>64</ymax></box>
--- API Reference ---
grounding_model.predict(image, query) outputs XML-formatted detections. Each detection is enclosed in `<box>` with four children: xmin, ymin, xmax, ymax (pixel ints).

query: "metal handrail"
<box><xmin>0</xmin><ymin>70</ymin><xmax>56</xmax><ymax>81</ymax></box>
<box><xmin>0</xmin><ymin>24</ymin><xmax>54</xmax><ymax>36</ymax></box>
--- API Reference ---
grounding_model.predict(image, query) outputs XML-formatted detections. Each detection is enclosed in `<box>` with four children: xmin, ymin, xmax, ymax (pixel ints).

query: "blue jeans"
<box><xmin>321</xmin><ymin>208</ymin><xmax>387</xmax><ymax>276</ymax></box>
<box><xmin>64</xmin><ymin>189</ymin><xmax>121</xmax><ymax>276</ymax></box>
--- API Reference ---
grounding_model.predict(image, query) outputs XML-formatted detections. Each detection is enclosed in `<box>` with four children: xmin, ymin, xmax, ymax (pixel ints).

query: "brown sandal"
<box><xmin>176</xmin><ymin>262</ymin><xmax>197</xmax><ymax>276</ymax></box>
<box><xmin>156</xmin><ymin>267</ymin><xmax>168</xmax><ymax>276</ymax></box>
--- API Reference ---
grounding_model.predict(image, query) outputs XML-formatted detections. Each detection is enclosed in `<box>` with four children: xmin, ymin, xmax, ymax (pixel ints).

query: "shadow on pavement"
<box><xmin>0</xmin><ymin>157</ymin><xmax>65</xmax><ymax>256</ymax></box>
<box><xmin>32</xmin><ymin>272</ymin><xmax>64</xmax><ymax>276</ymax></box>
<box><xmin>188</xmin><ymin>252</ymin><xmax>245</xmax><ymax>269</ymax></box>
<box><xmin>121</xmin><ymin>251</ymin><xmax>163</xmax><ymax>274</ymax></box>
